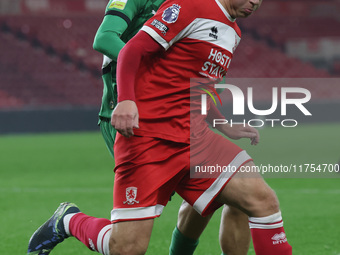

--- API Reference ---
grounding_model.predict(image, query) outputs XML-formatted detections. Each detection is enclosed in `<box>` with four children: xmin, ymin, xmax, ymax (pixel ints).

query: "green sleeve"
<box><xmin>93</xmin><ymin>0</ymin><xmax>144</xmax><ymax>61</ymax></box>
<box><xmin>93</xmin><ymin>15</ymin><xmax>127</xmax><ymax>61</ymax></box>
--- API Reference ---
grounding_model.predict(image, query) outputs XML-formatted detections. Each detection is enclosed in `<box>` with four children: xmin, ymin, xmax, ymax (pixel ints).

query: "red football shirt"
<box><xmin>132</xmin><ymin>0</ymin><xmax>241</xmax><ymax>143</ymax></box>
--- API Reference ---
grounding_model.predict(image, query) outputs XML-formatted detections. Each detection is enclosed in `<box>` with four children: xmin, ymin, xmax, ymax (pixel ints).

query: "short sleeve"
<box><xmin>141</xmin><ymin>0</ymin><xmax>200</xmax><ymax>50</ymax></box>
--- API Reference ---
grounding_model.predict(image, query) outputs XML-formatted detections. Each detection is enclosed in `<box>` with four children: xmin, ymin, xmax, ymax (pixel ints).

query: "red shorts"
<box><xmin>111</xmin><ymin>130</ymin><xmax>252</xmax><ymax>223</ymax></box>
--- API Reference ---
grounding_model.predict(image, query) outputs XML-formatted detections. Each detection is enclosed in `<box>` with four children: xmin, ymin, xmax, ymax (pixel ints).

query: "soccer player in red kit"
<box><xmin>27</xmin><ymin>0</ymin><xmax>293</xmax><ymax>254</ymax></box>
<box><xmin>26</xmin><ymin>0</ymin><xmax>257</xmax><ymax>254</ymax></box>
<box><xmin>109</xmin><ymin>0</ymin><xmax>293</xmax><ymax>254</ymax></box>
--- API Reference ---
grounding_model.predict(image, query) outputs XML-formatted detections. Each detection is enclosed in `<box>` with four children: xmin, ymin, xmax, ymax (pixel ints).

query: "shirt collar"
<box><xmin>215</xmin><ymin>0</ymin><xmax>236</xmax><ymax>22</ymax></box>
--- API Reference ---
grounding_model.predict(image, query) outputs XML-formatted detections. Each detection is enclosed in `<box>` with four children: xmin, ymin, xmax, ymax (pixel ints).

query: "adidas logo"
<box><xmin>271</xmin><ymin>232</ymin><xmax>287</xmax><ymax>245</ymax></box>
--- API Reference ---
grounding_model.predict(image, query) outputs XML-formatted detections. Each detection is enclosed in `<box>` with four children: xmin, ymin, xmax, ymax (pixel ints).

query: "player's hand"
<box><xmin>218</xmin><ymin>124</ymin><xmax>259</xmax><ymax>145</ymax></box>
<box><xmin>111</xmin><ymin>100</ymin><xmax>139</xmax><ymax>138</ymax></box>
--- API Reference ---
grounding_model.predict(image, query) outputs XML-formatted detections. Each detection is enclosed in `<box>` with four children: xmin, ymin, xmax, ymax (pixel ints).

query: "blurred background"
<box><xmin>0</xmin><ymin>0</ymin><xmax>106</xmax><ymax>133</ymax></box>
<box><xmin>0</xmin><ymin>0</ymin><xmax>340</xmax><ymax>133</ymax></box>
<box><xmin>1</xmin><ymin>1</ymin><xmax>339</xmax><ymax>254</ymax></box>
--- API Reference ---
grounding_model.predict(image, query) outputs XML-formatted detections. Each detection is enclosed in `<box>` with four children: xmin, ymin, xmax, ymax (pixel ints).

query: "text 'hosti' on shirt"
<box><xmin>131</xmin><ymin>0</ymin><xmax>241</xmax><ymax>143</ymax></box>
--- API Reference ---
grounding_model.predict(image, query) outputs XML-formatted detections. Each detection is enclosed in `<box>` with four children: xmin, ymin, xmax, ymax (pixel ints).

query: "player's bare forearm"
<box><xmin>207</xmin><ymin>101</ymin><xmax>259</xmax><ymax>145</ymax></box>
<box><xmin>218</xmin><ymin>124</ymin><xmax>260</xmax><ymax>145</ymax></box>
<box><xmin>111</xmin><ymin>100</ymin><xmax>139</xmax><ymax>138</ymax></box>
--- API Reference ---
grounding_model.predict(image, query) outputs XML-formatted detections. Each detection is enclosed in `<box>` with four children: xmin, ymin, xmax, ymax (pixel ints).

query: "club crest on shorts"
<box><xmin>162</xmin><ymin>4</ymin><xmax>181</xmax><ymax>24</ymax></box>
<box><xmin>123</xmin><ymin>187</ymin><xmax>139</xmax><ymax>205</ymax></box>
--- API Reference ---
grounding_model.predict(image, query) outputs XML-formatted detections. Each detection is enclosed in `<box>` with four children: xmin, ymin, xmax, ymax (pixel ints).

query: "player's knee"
<box><xmin>247</xmin><ymin>185</ymin><xmax>280</xmax><ymax>216</ymax></box>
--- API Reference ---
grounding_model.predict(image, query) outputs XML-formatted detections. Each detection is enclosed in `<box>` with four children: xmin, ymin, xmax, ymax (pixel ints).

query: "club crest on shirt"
<box><xmin>162</xmin><ymin>4</ymin><xmax>181</xmax><ymax>23</ymax></box>
<box><xmin>123</xmin><ymin>187</ymin><xmax>140</xmax><ymax>205</ymax></box>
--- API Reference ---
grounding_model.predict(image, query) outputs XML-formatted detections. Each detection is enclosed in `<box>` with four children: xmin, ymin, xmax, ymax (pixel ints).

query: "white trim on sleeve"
<box><xmin>141</xmin><ymin>26</ymin><xmax>170</xmax><ymax>50</ymax></box>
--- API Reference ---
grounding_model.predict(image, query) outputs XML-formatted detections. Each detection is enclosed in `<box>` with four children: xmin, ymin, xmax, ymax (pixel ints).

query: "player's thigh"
<box><xmin>180</xmin><ymin>130</ymin><xmax>252</xmax><ymax>216</ymax></box>
<box><xmin>109</xmin><ymin>219</ymin><xmax>154</xmax><ymax>255</ymax></box>
<box><xmin>216</xmin><ymin>161</ymin><xmax>279</xmax><ymax>217</ymax></box>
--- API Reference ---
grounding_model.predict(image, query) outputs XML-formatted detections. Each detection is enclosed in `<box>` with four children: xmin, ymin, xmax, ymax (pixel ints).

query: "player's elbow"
<box><xmin>93</xmin><ymin>34</ymin><xmax>105</xmax><ymax>53</ymax></box>
<box><xmin>93</xmin><ymin>31</ymin><xmax>123</xmax><ymax>61</ymax></box>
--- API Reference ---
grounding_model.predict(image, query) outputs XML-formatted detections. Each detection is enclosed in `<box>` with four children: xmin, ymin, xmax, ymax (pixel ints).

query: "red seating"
<box><xmin>0</xmin><ymin>12</ymin><xmax>338</xmax><ymax>110</ymax></box>
<box><xmin>238</xmin><ymin>16</ymin><xmax>340</xmax><ymax>48</ymax></box>
<box><xmin>3</xmin><ymin>14</ymin><xmax>103</xmax><ymax>68</ymax></box>
<box><xmin>0</xmin><ymin>31</ymin><xmax>102</xmax><ymax>110</ymax></box>
<box><xmin>228</xmin><ymin>34</ymin><xmax>331</xmax><ymax>79</ymax></box>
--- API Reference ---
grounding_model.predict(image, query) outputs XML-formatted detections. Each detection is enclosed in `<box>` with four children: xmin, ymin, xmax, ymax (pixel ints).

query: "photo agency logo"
<box><xmin>200</xmin><ymin>83</ymin><xmax>312</xmax><ymax>128</ymax></box>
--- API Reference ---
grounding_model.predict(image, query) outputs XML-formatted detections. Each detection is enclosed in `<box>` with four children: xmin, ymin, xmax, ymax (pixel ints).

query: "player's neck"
<box><xmin>216</xmin><ymin>0</ymin><xmax>236</xmax><ymax>21</ymax></box>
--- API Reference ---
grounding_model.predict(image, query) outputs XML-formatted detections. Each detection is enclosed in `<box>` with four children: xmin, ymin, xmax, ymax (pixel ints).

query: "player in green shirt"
<box><xmin>93</xmin><ymin>0</ymin><xmax>164</xmax><ymax>158</ymax></box>
<box><xmin>27</xmin><ymin>0</ymin><xmax>251</xmax><ymax>254</ymax></box>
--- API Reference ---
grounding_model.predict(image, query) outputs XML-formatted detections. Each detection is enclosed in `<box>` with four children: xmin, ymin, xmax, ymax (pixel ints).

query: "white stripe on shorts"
<box><xmin>193</xmin><ymin>150</ymin><xmax>251</xmax><ymax>214</ymax></box>
<box><xmin>111</xmin><ymin>204</ymin><xmax>164</xmax><ymax>222</ymax></box>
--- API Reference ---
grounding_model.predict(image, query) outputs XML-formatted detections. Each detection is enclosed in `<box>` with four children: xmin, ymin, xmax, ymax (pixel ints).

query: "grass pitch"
<box><xmin>1</xmin><ymin>123</ymin><xmax>339</xmax><ymax>254</ymax></box>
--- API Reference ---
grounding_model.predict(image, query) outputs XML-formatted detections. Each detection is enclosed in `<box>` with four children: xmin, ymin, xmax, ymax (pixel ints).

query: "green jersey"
<box><xmin>94</xmin><ymin>0</ymin><xmax>165</xmax><ymax>121</ymax></box>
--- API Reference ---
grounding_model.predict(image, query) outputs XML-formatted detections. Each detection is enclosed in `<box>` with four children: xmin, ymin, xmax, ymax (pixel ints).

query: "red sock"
<box><xmin>66</xmin><ymin>213</ymin><xmax>112</xmax><ymax>255</ymax></box>
<box><xmin>249</xmin><ymin>212</ymin><xmax>292</xmax><ymax>255</ymax></box>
